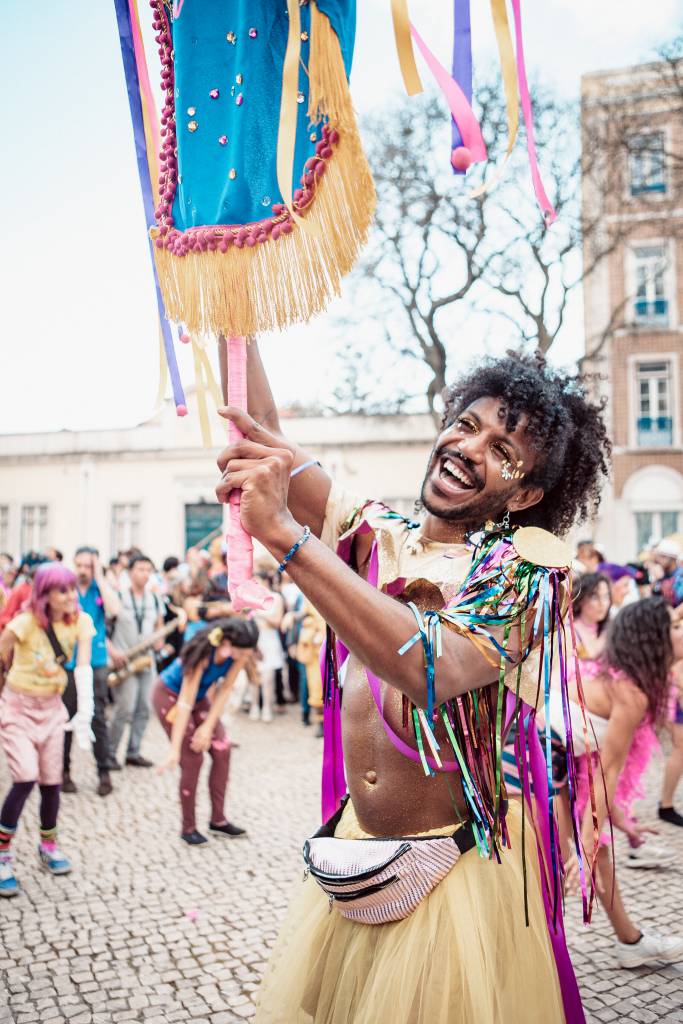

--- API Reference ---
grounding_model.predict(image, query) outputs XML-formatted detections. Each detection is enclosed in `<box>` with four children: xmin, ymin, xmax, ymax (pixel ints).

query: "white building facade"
<box><xmin>0</xmin><ymin>393</ymin><xmax>435</xmax><ymax>564</ymax></box>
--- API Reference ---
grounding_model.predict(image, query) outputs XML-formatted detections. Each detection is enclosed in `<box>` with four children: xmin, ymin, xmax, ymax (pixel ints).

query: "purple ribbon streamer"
<box><xmin>321</xmin><ymin>637</ymin><xmax>349</xmax><ymax>821</ymax></box>
<box><xmin>451</xmin><ymin>0</ymin><xmax>473</xmax><ymax>175</ymax></box>
<box><xmin>513</xmin><ymin>693</ymin><xmax>586</xmax><ymax>1024</ymax></box>
<box><xmin>113</xmin><ymin>0</ymin><xmax>186</xmax><ymax>408</ymax></box>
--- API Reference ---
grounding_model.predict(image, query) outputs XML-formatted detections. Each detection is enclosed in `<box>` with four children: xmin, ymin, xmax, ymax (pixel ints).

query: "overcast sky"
<box><xmin>1</xmin><ymin>0</ymin><xmax>680</xmax><ymax>435</ymax></box>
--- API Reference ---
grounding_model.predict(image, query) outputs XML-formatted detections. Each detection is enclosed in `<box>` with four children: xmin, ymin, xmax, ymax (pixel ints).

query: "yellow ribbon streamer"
<box><xmin>153</xmin><ymin>322</ymin><xmax>169</xmax><ymax>412</ymax></box>
<box><xmin>390</xmin><ymin>0</ymin><xmax>423</xmax><ymax>96</ymax></box>
<box><xmin>130</xmin><ymin>0</ymin><xmax>160</xmax><ymax>203</ymax></box>
<box><xmin>468</xmin><ymin>0</ymin><xmax>519</xmax><ymax>199</ymax></box>
<box><xmin>190</xmin><ymin>338</ymin><xmax>226</xmax><ymax>448</ymax></box>
<box><xmin>191</xmin><ymin>339</ymin><xmax>212</xmax><ymax>448</ymax></box>
<box><xmin>276</xmin><ymin>0</ymin><xmax>319</xmax><ymax>236</ymax></box>
<box><xmin>195</xmin><ymin>343</ymin><xmax>224</xmax><ymax>411</ymax></box>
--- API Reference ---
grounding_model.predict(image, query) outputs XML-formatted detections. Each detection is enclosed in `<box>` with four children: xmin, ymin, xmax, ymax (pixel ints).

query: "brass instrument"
<box><xmin>107</xmin><ymin>618</ymin><xmax>180</xmax><ymax>687</ymax></box>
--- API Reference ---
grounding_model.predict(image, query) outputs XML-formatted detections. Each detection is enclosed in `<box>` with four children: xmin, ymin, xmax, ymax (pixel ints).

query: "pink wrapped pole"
<box><xmin>222</xmin><ymin>335</ymin><xmax>273</xmax><ymax>612</ymax></box>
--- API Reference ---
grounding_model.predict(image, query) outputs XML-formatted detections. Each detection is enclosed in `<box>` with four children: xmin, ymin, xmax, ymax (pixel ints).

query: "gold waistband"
<box><xmin>7</xmin><ymin>682</ymin><xmax>65</xmax><ymax>698</ymax></box>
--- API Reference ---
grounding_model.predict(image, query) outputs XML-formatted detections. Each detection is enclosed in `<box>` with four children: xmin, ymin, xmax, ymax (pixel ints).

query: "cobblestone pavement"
<box><xmin>0</xmin><ymin>709</ymin><xmax>681</xmax><ymax>1023</ymax></box>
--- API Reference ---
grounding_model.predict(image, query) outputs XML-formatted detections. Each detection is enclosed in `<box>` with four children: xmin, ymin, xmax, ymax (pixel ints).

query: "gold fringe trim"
<box><xmin>151</xmin><ymin>6</ymin><xmax>375</xmax><ymax>339</ymax></box>
<box><xmin>308</xmin><ymin>4</ymin><xmax>355</xmax><ymax>129</ymax></box>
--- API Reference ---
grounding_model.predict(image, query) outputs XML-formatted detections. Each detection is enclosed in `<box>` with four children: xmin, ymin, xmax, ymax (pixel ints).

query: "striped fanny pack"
<box><xmin>302</xmin><ymin>798</ymin><xmax>476</xmax><ymax>925</ymax></box>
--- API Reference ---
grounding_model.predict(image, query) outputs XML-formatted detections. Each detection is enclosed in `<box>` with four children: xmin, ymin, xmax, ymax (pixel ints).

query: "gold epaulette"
<box><xmin>511</xmin><ymin>526</ymin><xmax>572</xmax><ymax>570</ymax></box>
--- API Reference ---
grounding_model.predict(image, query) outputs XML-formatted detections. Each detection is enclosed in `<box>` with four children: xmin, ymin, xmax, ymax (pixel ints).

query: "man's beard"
<box><xmin>419</xmin><ymin>452</ymin><xmax>518</xmax><ymax>528</ymax></box>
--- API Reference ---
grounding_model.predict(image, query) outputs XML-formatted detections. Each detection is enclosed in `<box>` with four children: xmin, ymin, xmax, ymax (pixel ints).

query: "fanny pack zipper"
<box><xmin>305</xmin><ymin>841</ymin><xmax>411</xmax><ymax>884</ymax></box>
<box><xmin>329</xmin><ymin>874</ymin><xmax>399</xmax><ymax>904</ymax></box>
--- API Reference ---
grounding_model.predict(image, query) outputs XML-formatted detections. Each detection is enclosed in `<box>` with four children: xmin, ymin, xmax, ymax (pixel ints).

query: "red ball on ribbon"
<box><xmin>451</xmin><ymin>146</ymin><xmax>473</xmax><ymax>172</ymax></box>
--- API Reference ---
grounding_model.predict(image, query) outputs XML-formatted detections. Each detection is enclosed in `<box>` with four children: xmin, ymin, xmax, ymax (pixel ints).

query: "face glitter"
<box><xmin>501</xmin><ymin>459</ymin><xmax>525</xmax><ymax>482</ymax></box>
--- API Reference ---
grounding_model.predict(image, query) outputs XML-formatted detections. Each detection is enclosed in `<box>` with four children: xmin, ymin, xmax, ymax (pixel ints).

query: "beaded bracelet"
<box><xmin>278</xmin><ymin>525</ymin><xmax>311</xmax><ymax>574</ymax></box>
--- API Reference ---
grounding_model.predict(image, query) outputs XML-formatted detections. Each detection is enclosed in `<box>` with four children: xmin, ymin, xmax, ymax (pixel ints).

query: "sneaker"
<box><xmin>658</xmin><ymin>805</ymin><xmax>683</xmax><ymax>827</ymax></box>
<box><xmin>37</xmin><ymin>844</ymin><xmax>72</xmax><ymax>876</ymax></box>
<box><xmin>248</xmin><ymin>706</ymin><xmax>261</xmax><ymax>722</ymax></box>
<box><xmin>61</xmin><ymin>774</ymin><xmax>77</xmax><ymax>794</ymax></box>
<box><xmin>125</xmin><ymin>754</ymin><xmax>153</xmax><ymax>768</ymax></box>
<box><xmin>625</xmin><ymin>843</ymin><xmax>675</xmax><ymax>869</ymax></box>
<box><xmin>0</xmin><ymin>857</ymin><xmax>19</xmax><ymax>898</ymax></box>
<box><xmin>209</xmin><ymin>821</ymin><xmax>247</xmax><ymax>838</ymax></box>
<box><xmin>615</xmin><ymin>931</ymin><xmax>683</xmax><ymax>969</ymax></box>
<box><xmin>96</xmin><ymin>774</ymin><xmax>113</xmax><ymax>797</ymax></box>
<box><xmin>181</xmin><ymin>830</ymin><xmax>208</xmax><ymax>846</ymax></box>
<box><xmin>261</xmin><ymin>709</ymin><xmax>274</xmax><ymax>723</ymax></box>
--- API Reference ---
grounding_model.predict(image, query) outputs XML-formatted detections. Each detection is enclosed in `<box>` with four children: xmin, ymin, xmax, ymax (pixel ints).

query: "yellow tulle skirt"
<box><xmin>255</xmin><ymin>798</ymin><xmax>566</xmax><ymax>1024</ymax></box>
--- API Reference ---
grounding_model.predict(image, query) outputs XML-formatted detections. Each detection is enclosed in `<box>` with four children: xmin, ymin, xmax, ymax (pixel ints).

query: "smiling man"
<box><xmin>216</xmin><ymin>345</ymin><xmax>611</xmax><ymax>1024</ymax></box>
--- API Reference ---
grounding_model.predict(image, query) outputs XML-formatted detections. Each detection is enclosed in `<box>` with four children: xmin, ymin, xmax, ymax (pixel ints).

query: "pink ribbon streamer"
<box><xmin>225</xmin><ymin>336</ymin><xmax>273</xmax><ymax>612</ymax></box>
<box><xmin>410</xmin><ymin>23</ymin><xmax>487</xmax><ymax>163</ymax></box>
<box><xmin>510</xmin><ymin>0</ymin><xmax>557</xmax><ymax>224</ymax></box>
<box><xmin>127</xmin><ymin>0</ymin><xmax>161</xmax><ymax>162</ymax></box>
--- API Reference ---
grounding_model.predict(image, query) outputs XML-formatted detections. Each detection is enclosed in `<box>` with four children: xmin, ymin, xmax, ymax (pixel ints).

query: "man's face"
<box><xmin>611</xmin><ymin>576</ymin><xmax>632</xmax><ymax>605</ymax></box>
<box><xmin>656</xmin><ymin>554</ymin><xmax>678</xmax><ymax>576</ymax></box>
<box><xmin>129</xmin><ymin>561</ymin><xmax>152</xmax><ymax>590</ymax></box>
<box><xmin>74</xmin><ymin>553</ymin><xmax>94</xmax><ymax>587</ymax></box>
<box><xmin>420</xmin><ymin>396</ymin><xmax>541</xmax><ymax>525</ymax></box>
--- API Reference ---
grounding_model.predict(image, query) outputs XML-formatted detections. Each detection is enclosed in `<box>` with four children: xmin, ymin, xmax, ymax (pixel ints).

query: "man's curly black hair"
<box><xmin>441</xmin><ymin>350</ymin><xmax>611</xmax><ymax>536</ymax></box>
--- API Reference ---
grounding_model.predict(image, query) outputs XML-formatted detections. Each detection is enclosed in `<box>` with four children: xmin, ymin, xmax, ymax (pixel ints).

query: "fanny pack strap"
<box><xmin>310</xmin><ymin>794</ymin><xmax>480</xmax><ymax>859</ymax></box>
<box><xmin>45</xmin><ymin>624</ymin><xmax>68</xmax><ymax>666</ymax></box>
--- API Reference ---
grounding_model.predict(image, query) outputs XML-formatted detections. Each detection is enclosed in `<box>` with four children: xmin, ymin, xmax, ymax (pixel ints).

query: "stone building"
<box><xmin>581</xmin><ymin>58</ymin><xmax>683</xmax><ymax>560</ymax></box>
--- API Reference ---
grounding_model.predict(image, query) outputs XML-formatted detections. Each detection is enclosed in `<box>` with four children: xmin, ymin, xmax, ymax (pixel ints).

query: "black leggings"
<box><xmin>0</xmin><ymin>782</ymin><xmax>60</xmax><ymax>831</ymax></box>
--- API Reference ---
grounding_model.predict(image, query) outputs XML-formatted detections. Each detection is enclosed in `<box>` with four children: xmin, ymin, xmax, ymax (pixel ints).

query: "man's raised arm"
<box><xmin>215</xmin><ymin>428</ymin><xmax>515</xmax><ymax>707</ymax></box>
<box><xmin>218</xmin><ymin>338</ymin><xmax>331</xmax><ymax>538</ymax></box>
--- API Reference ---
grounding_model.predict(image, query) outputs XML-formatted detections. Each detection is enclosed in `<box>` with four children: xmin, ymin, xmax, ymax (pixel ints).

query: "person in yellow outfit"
<box><xmin>295</xmin><ymin>603</ymin><xmax>326</xmax><ymax>737</ymax></box>
<box><xmin>0</xmin><ymin>563</ymin><xmax>94</xmax><ymax>896</ymax></box>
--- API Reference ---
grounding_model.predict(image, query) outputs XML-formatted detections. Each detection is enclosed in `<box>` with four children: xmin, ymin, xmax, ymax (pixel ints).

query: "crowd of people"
<box><xmin>0</xmin><ymin>538</ymin><xmax>324</xmax><ymax>894</ymax></box>
<box><xmin>0</xmin><ymin>527</ymin><xmax>681</xmax><ymax>958</ymax></box>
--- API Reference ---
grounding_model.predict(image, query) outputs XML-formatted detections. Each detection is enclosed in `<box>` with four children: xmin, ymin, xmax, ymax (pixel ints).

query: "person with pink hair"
<box><xmin>0</xmin><ymin>563</ymin><xmax>95</xmax><ymax>897</ymax></box>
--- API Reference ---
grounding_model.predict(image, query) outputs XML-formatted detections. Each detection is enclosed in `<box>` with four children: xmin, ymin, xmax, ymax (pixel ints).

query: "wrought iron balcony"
<box><xmin>634</xmin><ymin>298</ymin><xmax>669</xmax><ymax>325</ymax></box>
<box><xmin>636</xmin><ymin>415</ymin><xmax>673</xmax><ymax>447</ymax></box>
